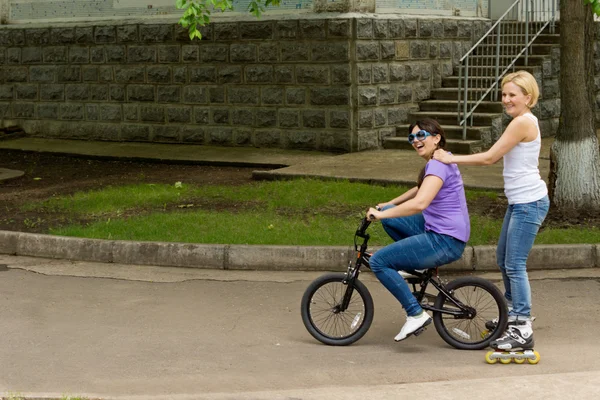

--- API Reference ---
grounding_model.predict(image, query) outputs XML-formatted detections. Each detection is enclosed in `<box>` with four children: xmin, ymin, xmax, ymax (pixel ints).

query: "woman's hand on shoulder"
<box><xmin>433</xmin><ymin>149</ymin><xmax>452</xmax><ymax>164</ymax></box>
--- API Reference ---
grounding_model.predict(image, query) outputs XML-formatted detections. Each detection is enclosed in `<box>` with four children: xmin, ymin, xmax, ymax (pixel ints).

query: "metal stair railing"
<box><xmin>457</xmin><ymin>0</ymin><xmax>558</xmax><ymax>140</ymax></box>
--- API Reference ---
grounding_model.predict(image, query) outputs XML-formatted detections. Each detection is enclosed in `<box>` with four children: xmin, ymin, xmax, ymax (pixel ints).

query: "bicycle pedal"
<box><xmin>413</xmin><ymin>327</ymin><xmax>427</xmax><ymax>336</ymax></box>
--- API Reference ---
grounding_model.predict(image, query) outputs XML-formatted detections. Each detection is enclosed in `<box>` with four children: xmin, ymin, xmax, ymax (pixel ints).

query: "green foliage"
<box><xmin>176</xmin><ymin>0</ymin><xmax>281</xmax><ymax>40</ymax></box>
<box><xmin>584</xmin><ymin>0</ymin><xmax>600</xmax><ymax>16</ymax></box>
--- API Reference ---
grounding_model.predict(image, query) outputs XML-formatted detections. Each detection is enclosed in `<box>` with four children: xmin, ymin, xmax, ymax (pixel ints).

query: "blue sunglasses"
<box><xmin>408</xmin><ymin>130</ymin><xmax>436</xmax><ymax>144</ymax></box>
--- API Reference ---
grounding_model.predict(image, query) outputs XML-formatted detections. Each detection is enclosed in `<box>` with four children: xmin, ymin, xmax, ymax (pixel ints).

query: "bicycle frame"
<box><xmin>339</xmin><ymin>217</ymin><xmax>475</xmax><ymax>319</ymax></box>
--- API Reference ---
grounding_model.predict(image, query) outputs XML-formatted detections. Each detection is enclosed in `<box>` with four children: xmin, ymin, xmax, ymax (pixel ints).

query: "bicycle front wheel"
<box><xmin>433</xmin><ymin>276</ymin><xmax>508</xmax><ymax>350</ymax></box>
<box><xmin>301</xmin><ymin>273</ymin><xmax>374</xmax><ymax>346</ymax></box>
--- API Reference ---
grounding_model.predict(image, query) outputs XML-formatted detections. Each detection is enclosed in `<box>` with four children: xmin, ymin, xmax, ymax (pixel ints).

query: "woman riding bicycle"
<box><xmin>366</xmin><ymin>118</ymin><xmax>470</xmax><ymax>342</ymax></box>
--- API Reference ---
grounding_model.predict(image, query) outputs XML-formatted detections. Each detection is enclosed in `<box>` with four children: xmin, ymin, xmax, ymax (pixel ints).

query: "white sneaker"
<box><xmin>394</xmin><ymin>312</ymin><xmax>432</xmax><ymax>342</ymax></box>
<box><xmin>398</xmin><ymin>269</ymin><xmax>426</xmax><ymax>279</ymax></box>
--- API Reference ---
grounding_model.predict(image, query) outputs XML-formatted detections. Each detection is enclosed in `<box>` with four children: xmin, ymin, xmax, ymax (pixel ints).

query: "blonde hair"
<box><xmin>501</xmin><ymin>70</ymin><xmax>539</xmax><ymax>108</ymax></box>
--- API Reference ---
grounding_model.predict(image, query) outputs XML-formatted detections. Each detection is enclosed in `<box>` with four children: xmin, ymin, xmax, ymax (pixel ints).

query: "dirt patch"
<box><xmin>0</xmin><ymin>149</ymin><xmax>598</xmax><ymax>234</ymax></box>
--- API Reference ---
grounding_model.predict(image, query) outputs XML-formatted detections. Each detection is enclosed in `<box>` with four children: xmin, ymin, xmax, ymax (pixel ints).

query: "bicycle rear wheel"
<box><xmin>301</xmin><ymin>272</ymin><xmax>374</xmax><ymax>346</ymax></box>
<box><xmin>433</xmin><ymin>276</ymin><xmax>508</xmax><ymax>350</ymax></box>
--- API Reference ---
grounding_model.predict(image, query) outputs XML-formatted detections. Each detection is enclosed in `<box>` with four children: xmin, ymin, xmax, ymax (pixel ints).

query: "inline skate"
<box><xmin>485</xmin><ymin>319</ymin><xmax>540</xmax><ymax>364</ymax></box>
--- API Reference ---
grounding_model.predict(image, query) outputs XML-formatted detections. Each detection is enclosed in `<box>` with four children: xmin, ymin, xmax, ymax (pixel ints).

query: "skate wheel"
<box><xmin>485</xmin><ymin>351</ymin><xmax>497</xmax><ymax>364</ymax></box>
<box><xmin>499</xmin><ymin>357</ymin><xmax>512</xmax><ymax>364</ymax></box>
<box><xmin>514</xmin><ymin>357</ymin><xmax>525</xmax><ymax>364</ymax></box>
<box><xmin>527</xmin><ymin>351</ymin><xmax>541</xmax><ymax>365</ymax></box>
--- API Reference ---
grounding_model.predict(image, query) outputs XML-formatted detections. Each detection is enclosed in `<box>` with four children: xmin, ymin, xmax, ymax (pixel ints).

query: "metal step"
<box><xmin>453</xmin><ymin>65</ymin><xmax>541</xmax><ymax>77</ymax></box>
<box><xmin>484</xmin><ymin>33</ymin><xmax>560</xmax><ymax>44</ymax></box>
<box><xmin>419</xmin><ymin>100</ymin><xmax>504</xmax><ymax>114</ymax></box>
<box><xmin>475</xmin><ymin>43</ymin><xmax>557</xmax><ymax>56</ymax></box>
<box><xmin>468</xmin><ymin>54</ymin><xmax>547</xmax><ymax>66</ymax></box>
<box><xmin>384</xmin><ymin>137</ymin><xmax>484</xmax><ymax>154</ymax></box>
<box><xmin>431</xmin><ymin>88</ymin><xmax>501</xmax><ymax>101</ymax></box>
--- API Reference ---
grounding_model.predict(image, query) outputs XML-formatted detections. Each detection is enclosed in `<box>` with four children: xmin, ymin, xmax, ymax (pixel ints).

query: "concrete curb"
<box><xmin>1</xmin><ymin>230</ymin><xmax>597</xmax><ymax>272</ymax></box>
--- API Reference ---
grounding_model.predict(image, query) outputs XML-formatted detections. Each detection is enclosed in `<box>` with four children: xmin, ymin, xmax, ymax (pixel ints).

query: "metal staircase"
<box><xmin>385</xmin><ymin>0</ymin><xmax>560</xmax><ymax>154</ymax></box>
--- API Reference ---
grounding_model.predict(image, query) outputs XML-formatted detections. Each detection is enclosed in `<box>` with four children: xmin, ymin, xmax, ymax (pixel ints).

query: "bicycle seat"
<box><xmin>398</xmin><ymin>269</ymin><xmax>426</xmax><ymax>279</ymax></box>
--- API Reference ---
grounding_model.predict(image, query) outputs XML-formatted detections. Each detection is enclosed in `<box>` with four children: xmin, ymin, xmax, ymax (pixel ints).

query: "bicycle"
<box><xmin>300</xmin><ymin>215</ymin><xmax>509</xmax><ymax>349</ymax></box>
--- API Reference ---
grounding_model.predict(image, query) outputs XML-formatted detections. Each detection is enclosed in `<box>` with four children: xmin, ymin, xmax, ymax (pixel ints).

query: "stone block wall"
<box><xmin>0</xmin><ymin>16</ymin><xmax>490</xmax><ymax>152</ymax></box>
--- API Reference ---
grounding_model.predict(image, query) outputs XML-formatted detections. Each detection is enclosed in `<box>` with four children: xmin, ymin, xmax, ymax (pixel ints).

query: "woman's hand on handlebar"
<box><xmin>366</xmin><ymin>207</ymin><xmax>382</xmax><ymax>221</ymax></box>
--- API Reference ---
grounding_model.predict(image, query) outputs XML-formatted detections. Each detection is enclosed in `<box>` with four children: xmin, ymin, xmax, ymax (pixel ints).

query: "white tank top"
<box><xmin>503</xmin><ymin>113</ymin><xmax>548</xmax><ymax>205</ymax></box>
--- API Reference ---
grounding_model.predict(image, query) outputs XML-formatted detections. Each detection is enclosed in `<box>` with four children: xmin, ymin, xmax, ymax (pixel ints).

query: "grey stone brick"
<box><xmin>255</xmin><ymin>129</ymin><xmax>281</xmax><ymax>147</ymax></box>
<box><xmin>262</xmin><ymin>87</ymin><xmax>284</xmax><ymax>105</ymax></box>
<box><xmin>0</xmin><ymin>48</ymin><xmax>5</xmax><ymax>64</ymax></box>
<box><xmin>286</xmin><ymin>131</ymin><xmax>316</xmax><ymax>149</ymax></box>
<box><xmin>372</xmin><ymin>64</ymin><xmax>389</xmax><ymax>83</ymax></box>
<box><xmin>117</xmin><ymin>25</ymin><xmax>138</xmax><ymax>43</ymax></box>
<box><xmin>167</xmin><ymin>106</ymin><xmax>192</xmax><ymax>123</ymax></box>
<box><xmin>173</xmin><ymin>66</ymin><xmax>187</xmax><ymax>84</ymax></box>
<box><xmin>281</xmin><ymin>43</ymin><xmax>309</xmax><ymax>62</ymax></box>
<box><xmin>381</xmin><ymin>41</ymin><xmax>395</xmax><ymax>60</ymax></box>
<box><xmin>123</xmin><ymin>104</ymin><xmax>138</xmax><ymax>121</ymax></box>
<box><xmin>374</xmin><ymin>109</ymin><xmax>386</xmax><ymax>126</ymax></box>
<box><xmin>15</xmin><ymin>84</ymin><xmax>37</xmax><ymax>100</ymax></box>
<box><xmin>359</xmin><ymin>87</ymin><xmax>377</xmax><ymax>105</ymax></box>
<box><xmin>90</xmin><ymin>84</ymin><xmax>109</xmax><ymax>101</ymax></box>
<box><xmin>429</xmin><ymin>42</ymin><xmax>439</xmax><ymax>58</ymax></box>
<box><xmin>90</xmin><ymin>47</ymin><xmax>105</xmax><ymax>63</ymax></box>
<box><xmin>128</xmin><ymin>85</ymin><xmax>155</xmax><ymax>102</ymax></box>
<box><xmin>95</xmin><ymin>26</ymin><xmax>116</xmax><ymax>43</ymax></box>
<box><xmin>311</xmin><ymin>43</ymin><xmax>349</xmax><ymax>62</ymax></box>
<box><xmin>181</xmin><ymin>126</ymin><xmax>205</xmax><ymax>143</ymax></box>
<box><xmin>240</xmin><ymin>22</ymin><xmax>274</xmax><ymax>39</ymax></box>
<box><xmin>379</xmin><ymin>85</ymin><xmax>397</xmax><ymax>105</ymax></box>
<box><xmin>209</xmin><ymin>87</ymin><xmax>225</xmax><ymax>103</ymax></box>
<box><xmin>60</xmin><ymin>104</ymin><xmax>84</xmax><ymax>120</ymax></box>
<box><xmin>98</xmin><ymin>66</ymin><xmax>113</xmax><ymax>82</ymax></box>
<box><xmin>190</xmin><ymin>66</ymin><xmax>217</xmax><ymax>83</ymax></box>
<box><xmin>444</xmin><ymin>20</ymin><xmax>459</xmax><ymax>38</ymax></box>
<box><xmin>110</xmin><ymin>84</ymin><xmax>125</xmax><ymax>102</ymax></box>
<box><xmin>310</xmin><ymin>87</ymin><xmax>349</xmax><ymax>106</ymax></box>
<box><xmin>387</xmin><ymin>107</ymin><xmax>408</xmax><ymax>124</ymax></box>
<box><xmin>158</xmin><ymin>46</ymin><xmax>180</xmax><ymax>63</ymax></box>
<box><xmin>320</xmin><ymin>131</ymin><xmax>350</xmax><ymax>152</ymax></box>
<box><xmin>122</xmin><ymin>125</ymin><xmax>150</xmax><ymax>141</ymax></box>
<box><xmin>373</xmin><ymin>20</ymin><xmax>389</xmax><ymax>39</ymax></box>
<box><xmin>296</xmin><ymin>66</ymin><xmax>329</xmax><ymax>84</ymax></box>
<box><xmin>38</xmin><ymin>103</ymin><xmax>58</xmax><ymax>119</ymax></box>
<box><xmin>245</xmin><ymin>65</ymin><xmax>273</xmax><ymax>83</ymax></box>
<box><xmin>228</xmin><ymin>87</ymin><xmax>259</xmax><ymax>105</ymax></box>
<box><xmin>115</xmin><ymin>66</ymin><xmax>144</xmax><ymax>83</ymax></box>
<box><xmin>218</xmin><ymin>66</ymin><xmax>242</xmax><ymax>84</ymax></box>
<box><xmin>300</xmin><ymin>20</ymin><xmax>325</xmax><ymax>39</ymax></box>
<box><xmin>214</xmin><ymin>23</ymin><xmax>239</xmax><ymax>40</ymax></box>
<box><xmin>99</xmin><ymin>104</ymin><xmax>122</xmax><ymax>121</ymax></box>
<box><xmin>69</xmin><ymin>46</ymin><xmax>89</xmax><ymax>63</ymax></box>
<box><xmin>26</xmin><ymin>29</ymin><xmax>50</xmax><ymax>45</ymax></box>
<box><xmin>22</xmin><ymin>47</ymin><xmax>42</xmax><ymax>63</ymax></box>
<box><xmin>255</xmin><ymin>109</ymin><xmax>277</xmax><ymax>127</ymax></box>
<box><xmin>175</xmin><ymin>24</ymin><xmax>212</xmax><ymax>42</ymax></box>
<box><xmin>286</xmin><ymin>88</ymin><xmax>305</xmax><ymax>105</ymax></box>
<box><xmin>330</xmin><ymin>110</ymin><xmax>350</xmax><ymax>128</ymax></box>
<box><xmin>139</xmin><ymin>25</ymin><xmax>173</xmax><ymax>42</ymax></box>
<box><xmin>413</xmin><ymin>82</ymin><xmax>430</xmax><ymax>101</ymax></box>
<box><xmin>57</xmin><ymin>66</ymin><xmax>81</xmax><ymax>82</ymax></box>
<box><xmin>331</xmin><ymin>65</ymin><xmax>350</xmax><ymax>84</ymax></box>
<box><xmin>419</xmin><ymin>20</ymin><xmax>437</xmax><ymax>38</ymax></box>
<box><xmin>274</xmin><ymin>66</ymin><xmax>294</xmax><ymax>84</ymax></box>
<box><xmin>75</xmin><ymin>27</ymin><xmax>94</xmax><ymax>44</ymax></box>
<box><xmin>157</xmin><ymin>86</ymin><xmax>180</xmax><ymax>103</ymax></box>
<box><xmin>404</xmin><ymin>63</ymin><xmax>421</xmax><ymax>81</ymax></box>
<box><xmin>7</xmin><ymin>48</ymin><xmax>20</xmax><ymax>64</ymax></box>
<box><xmin>152</xmin><ymin>125</ymin><xmax>181</xmax><ymax>142</ymax></box>
<box><xmin>4</xmin><ymin>67</ymin><xmax>27</xmax><ymax>82</ymax></box>
<box><xmin>357</xmin><ymin>19</ymin><xmax>373</xmax><ymax>39</ymax></box>
<box><xmin>358</xmin><ymin>65</ymin><xmax>371</xmax><ymax>84</ymax></box>
<box><xmin>40</xmin><ymin>84</ymin><xmax>64</xmax><ymax>101</ymax></box>
<box><xmin>183</xmin><ymin>86</ymin><xmax>208</xmax><ymax>103</ymax></box>
<box><xmin>410</xmin><ymin>41</ymin><xmax>429</xmax><ymax>59</ymax></box>
<box><xmin>420</xmin><ymin>64</ymin><xmax>432</xmax><ymax>80</ymax></box>
<box><xmin>359</xmin><ymin>110</ymin><xmax>373</xmax><ymax>128</ymax></box>
<box><xmin>200</xmin><ymin>44</ymin><xmax>228</xmax><ymax>62</ymax></box>
<box><xmin>397</xmin><ymin>85</ymin><xmax>412</xmax><ymax>103</ymax></box>
<box><xmin>208</xmin><ymin>127</ymin><xmax>233</xmax><ymax>145</ymax></box>
<box><xmin>127</xmin><ymin>46</ymin><xmax>156</xmax><ymax>63</ymax></box>
<box><xmin>194</xmin><ymin>107</ymin><xmax>209</xmax><ymax>124</ymax></box>
<box><xmin>356</xmin><ymin>42</ymin><xmax>379</xmax><ymax>60</ymax></box>
<box><xmin>140</xmin><ymin>105</ymin><xmax>164</xmax><ymax>122</ymax></box>
<box><xmin>328</xmin><ymin>20</ymin><xmax>350</xmax><ymax>38</ymax></box>
<box><xmin>458</xmin><ymin>21</ymin><xmax>472</xmax><ymax>38</ymax></box>
<box><xmin>86</xmin><ymin>104</ymin><xmax>98</xmax><ymax>120</ymax></box>
<box><xmin>13</xmin><ymin>102</ymin><xmax>35</xmax><ymax>118</ymax></box>
<box><xmin>43</xmin><ymin>47</ymin><xmax>67</xmax><ymax>63</ymax></box>
<box><xmin>91</xmin><ymin>124</ymin><xmax>120</xmax><ymax>140</ymax></box>
<box><xmin>405</xmin><ymin>19</ymin><xmax>417</xmax><ymax>38</ymax></box>
<box><xmin>212</xmin><ymin>108</ymin><xmax>230</xmax><ymax>124</ymax></box>
<box><xmin>232</xmin><ymin>109</ymin><xmax>254</xmax><ymax>126</ymax></box>
<box><xmin>0</xmin><ymin>85</ymin><xmax>13</xmax><ymax>100</ymax></box>
<box><xmin>148</xmin><ymin>66</ymin><xmax>171</xmax><ymax>83</ymax></box>
<box><xmin>182</xmin><ymin>45</ymin><xmax>199</xmax><ymax>62</ymax></box>
<box><xmin>276</xmin><ymin>21</ymin><xmax>298</xmax><ymax>39</ymax></box>
<box><xmin>439</xmin><ymin>42</ymin><xmax>452</xmax><ymax>59</ymax></box>
<box><xmin>65</xmin><ymin>84</ymin><xmax>89</xmax><ymax>101</ymax></box>
<box><xmin>0</xmin><ymin>30</ymin><xmax>24</xmax><ymax>46</ymax></box>
<box><xmin>278</xmin><ymin>110</ymin><xmax>299</xmax><ymax>128</ymax></box>
<box><xmin>50</xmin><ymin>28</ymin><xmax>75</xmax><ymax>45</ymax></box>
<box><xmin>0</xmin><ymin>103</ymin><xmax>9</xmax><ymax>118</ymax></box>
<box><xmin>230</xmin><ymin>44</ymin><xmax>256</xmax><ymax>62</ymax></box>
<box><xmin>233</xmin><ymin>128</ymin><xmax>252</xmax><ymax>145</ymax></box>
<box><xmin>302</xmin><ymin>110</ymin><xmax>326</xmax><ymax>128</ymax></box>
<box><xmin>389</xmin><ymin>19</ymin><xmax>404</xmax><ymax>38</ymax></box>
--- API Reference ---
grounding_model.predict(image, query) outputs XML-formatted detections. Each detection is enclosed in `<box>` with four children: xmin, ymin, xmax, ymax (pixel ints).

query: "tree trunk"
<box><xmin>548</xmin><ymin>0</ymin><xmax>600</xmax><ymax>210</ymax></box>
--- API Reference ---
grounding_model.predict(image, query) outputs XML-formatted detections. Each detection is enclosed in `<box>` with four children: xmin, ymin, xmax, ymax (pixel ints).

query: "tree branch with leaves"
<box><xmin>176</xmin><ymin>0</ymin><xmax>281</xmax><ymax>40</ymax></box>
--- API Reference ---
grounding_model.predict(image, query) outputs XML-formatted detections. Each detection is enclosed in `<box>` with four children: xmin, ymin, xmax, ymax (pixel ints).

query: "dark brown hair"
<box><xmin>408</xmin><ymin>119</ymin><xmax>446</xmax><ymax>187</ymax></box>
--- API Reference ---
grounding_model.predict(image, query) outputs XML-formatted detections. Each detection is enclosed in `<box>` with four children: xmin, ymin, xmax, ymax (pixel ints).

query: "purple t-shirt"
<box><xmin>422</xmin><ymin>159</ymin><xmax>470</xmax><ymax>243</ymax></box>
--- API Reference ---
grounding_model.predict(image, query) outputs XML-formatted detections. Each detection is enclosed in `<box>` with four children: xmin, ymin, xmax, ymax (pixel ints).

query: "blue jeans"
<box><xmin>496</xmin><ymin>195</ymin><xmax>549</xmax><ymax>318</ymax></box>
<box><xmin>369</xmin><ymin>210</ymin><xmax>466</xmax><ymax>316</ymax></box>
